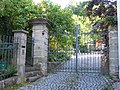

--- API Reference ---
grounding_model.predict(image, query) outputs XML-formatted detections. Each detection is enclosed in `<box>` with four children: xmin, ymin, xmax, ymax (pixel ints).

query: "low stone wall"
<box><xmin>47</xmin><ymin>62</ymin><xmax>63</xmax><ymax>73</ymax></box>
<box><xmin>0</xmin><ymin>76</ymin><xmax>17</xmax><ymax>89</ymax></box>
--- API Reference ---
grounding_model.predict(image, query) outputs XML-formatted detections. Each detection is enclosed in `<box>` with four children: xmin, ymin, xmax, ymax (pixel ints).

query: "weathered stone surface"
<box><xmin>26</xmin><ymin>75</ymin><xmax>42</xmax><ymax>82</ymax></box>
<box><xmin>109</xmin><ymin>45</ymin><xmax>118</xmax><ymax>51</ymax></box>
<box><xmin>31</xmin><ymin>19</ymin><xmax>49</xmax><ymax>75</ymax></box>
<box><xmin>25</xmin><ymin>71</ymin><xmax>42</xmax><ymax>77</ymax></box>
<box><xmin>109</xmin><ymin>38</ymin><xmax>118</xmax><ymax>45</ymax></box>
<box><xmin>0</xmin><ymin>81</ymin><xmax>4</xmax><ymax>89</ymax></box>
<box><xmin>25</xmin><ymin>66</ymin><xmax>41</xmax><ymax>72</ymax></box>
<box><xmin>47</xmin><ymin>62</ymin><xmax>63</xmax><ymax>73</ymax></box>
<box><xmin>17</xmin><ymin>64</ymin><xmax>26</xmax><ymax>84</ymax></box>
<box><xmin>0</xmin><ymin>76</ymin><xmax>17</xmax><ymax>89</ymax></box>
<box><xmin>4</xmin><ymin>77</ymin><xmax>17</xmax><ymax>87</ymax></box>
<box><xmin>13</xmin><ymin>30</ymin><xmax>28</xmax><ymax>83</ymax></box>
<box><xmin>109</xmin><ymin>27</ymin><xmax>119</xmax><ymax>76</ymax></box>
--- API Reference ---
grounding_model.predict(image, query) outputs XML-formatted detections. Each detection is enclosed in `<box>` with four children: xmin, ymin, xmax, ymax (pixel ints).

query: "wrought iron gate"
<box><xmin>26</xmin><ymin>37</ymin><xmax>34</xmax><ymax>66</ymax></box>
<box><xmin>48</xmin><ymin>25</ymin><xmax>109</xmax><ymax>73</ymax></box>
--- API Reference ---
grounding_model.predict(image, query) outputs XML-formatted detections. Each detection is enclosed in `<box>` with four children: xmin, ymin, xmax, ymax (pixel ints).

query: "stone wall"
<box><xmin>0</xmin><ymin>76</ymin><xmax>17</xmax><ymax>89</ymax></box>
<box><xmin>109</xmin><ymin>26</ymin><xmax>119</xmax><ymax>76</ymax></box>
<box><xmin>47</xmin><ymin>62</ymin><xmax>62</xmax><ymax>73</ymax></box>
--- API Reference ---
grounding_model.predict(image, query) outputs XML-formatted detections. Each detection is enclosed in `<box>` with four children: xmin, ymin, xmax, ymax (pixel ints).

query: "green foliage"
<box><xmin>0</xmin><ymin>0</ymin><xmax>75</xmax><ymax>39</ymax></box>
<box><xmin>104</xmin><ymin>86</ymin><xmax>108</xmax><ymax>90</ymax></box>
<box><xmin>0</xmin><ymin>0</ymin><xmax>100</xmax><ymax>60</ymax></box>
<box><xmin>39</xmin><ymin>0</ymin><xmax>74</xmax><ymax>33</ymax></box>
<box><xmin>67</xmin><ymin>1</ymin><xmax>89</xmax><ymax>16</ymax></box>
<box><xmin>0</xmin><ymin>61</ymin><xmax>9</xmax><ymax>70</ymax></box>
<box><xmin>0</xmin><ymin>64</ymin><xmax>17</xmax><ymax>74</ymax></box>
<box><xmin>48</xmin><ymin>53</ymin><xmax>70</xmax><ymax>62</ymax></box>
<box><xmin>79</xmin><ymin>45</ymin><xmax>88</xmax><ymax>53</ymax></box>
<box><xmin>67</xmin><ymin>1</ymin><xmax>102</xmax><ymax>50</ymax></box>
<box><xmin>3</xmin><ymin>81</ymin><xmax>29</xmax><ymax>90</ymax></box>
<box><xmin>86</xmin><ymin>0</ymin><xmax>117</xmax><ymax>29</ymax></box>
<box><xmin>0</xmin><ymin>0</ymin><xmax>40</xmax><ymax>35</ymax></box>
<box><xmin>0</xmin><ymin>0</ymin><xmax>75</xmax><ymax>62</ymax></box>
<box><xmin>105</xmin><ymin>16</ymin><xmax>117</xmax><ymax>26</ymax></box>
<box><xmin>0</xmin><ymin>64</ymin><xmax>17</xmax><ymax>80</ymax></box>
<box><xmin>3</xmin><ymin>64</ymin><xmax>17</xmax><ymax>74</ymax></box>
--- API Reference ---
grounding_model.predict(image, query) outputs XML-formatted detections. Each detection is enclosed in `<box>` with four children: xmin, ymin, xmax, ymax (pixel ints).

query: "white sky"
<box><xmin>33</xmin><ymin>0</ymin><xmax>90</xmax><ymax>8</ymax></box>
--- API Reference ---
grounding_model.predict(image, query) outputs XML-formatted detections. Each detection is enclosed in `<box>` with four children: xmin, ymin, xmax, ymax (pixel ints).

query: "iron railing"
<box><xmin>26</xmin><ymin>37</ymin><xmax>34</xmax><ymax>66</ymax></box>
<box><xmin>0</xmin><ymin>36</ymin><xmax>18</xmax><ymax>80</ymax></box>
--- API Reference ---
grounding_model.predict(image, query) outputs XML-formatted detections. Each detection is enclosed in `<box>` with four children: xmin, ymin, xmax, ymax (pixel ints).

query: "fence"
<box><xmin>0</xmin><ymin>35</ymin><xmax>18</xmax><ymax>81</ymax></box>
<box><xmin>26</xmin><ymin>37</ymin><xmax>34</xmax><ymax>66</ymax></box>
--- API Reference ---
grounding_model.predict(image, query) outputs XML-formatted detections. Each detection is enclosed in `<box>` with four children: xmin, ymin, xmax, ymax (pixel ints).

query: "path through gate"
<box><xmin>48</xmin><ymin>25</ymin><xmax>108</xmax><ymax>73</ymax></box>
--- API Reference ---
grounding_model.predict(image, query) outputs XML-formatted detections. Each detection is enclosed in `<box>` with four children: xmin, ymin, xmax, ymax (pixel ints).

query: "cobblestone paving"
<box><xmin>113</xmin><ymin>82</ymin><xmax>120</xmax><ymax>90</ymax></box>
<box><xmin>18</xmin><ymin>72</ymin><xmax>107</xmax><ymax>90</ymax></box>
<box><xmin>18</xmin><ymin>53</ymin><xmax>108</xmax><ymax>90</ymax></box>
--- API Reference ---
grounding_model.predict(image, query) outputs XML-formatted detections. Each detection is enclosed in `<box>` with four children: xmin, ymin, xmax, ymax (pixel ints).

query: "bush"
<box><xmin>0</xmin><ymin>64</ymin><xmax>17</xmax><ymax>80</ymax></box>
<box><xmin>79</xmin><ymin>45</ymin><xmax>88</xmax><ymax>53</ymax></box>
<box><xmin>48</xmin><ymin>53</ymin><xmax>70</xmax><ymax>62</ymax></box>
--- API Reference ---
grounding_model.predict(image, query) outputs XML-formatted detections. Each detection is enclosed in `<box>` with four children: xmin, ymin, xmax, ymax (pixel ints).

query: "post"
<box><xmin>13</xmin><ymin>30</ymin><xmax>28</xmax><ymax>84</ymax></box>
<box><xmin>29</xmin><ymin>18</ymin><xmax>50</xmax><ymax>75</ymax></box>
<box><xmin>117</xmin><ymin>0</ymin><xmax>120</xmax><ymax>79</ymax></box>
<box><xmin>76</xmin><ymin>25</ymin><xmax>79</xmax><ymax>73</ymax></box>
<box><xmin>109</xmin><ymin>26</ymin><xmax>119</xmax><ymax>77</ymax></box>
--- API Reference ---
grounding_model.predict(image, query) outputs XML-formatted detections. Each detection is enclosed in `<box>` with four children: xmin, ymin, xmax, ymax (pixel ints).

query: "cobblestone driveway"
<box><xmin>18</xmin><ymin>53</ymin><xmax>108</xmax><ymax>90</ymax></box>
<box><xmin>18</xmin><ymin>72</ymin><xmax>107</xmax><ymax>90</ymax></box>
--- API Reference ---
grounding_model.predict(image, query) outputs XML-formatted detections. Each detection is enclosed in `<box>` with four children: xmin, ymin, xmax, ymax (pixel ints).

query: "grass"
<box><xmin>2</xmin><ymin>81</ymin><xmax>29</xmax><ymax>90</ymax></box>
<box><xmin>104</xmin><ymin>86</ymin><xmax>108</xmax><ymax>90</ymax></box>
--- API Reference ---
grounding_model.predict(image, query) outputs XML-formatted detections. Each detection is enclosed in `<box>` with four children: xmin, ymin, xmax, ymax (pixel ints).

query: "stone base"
<box><xmin>109</xmin><ymin>65</ymin><xmax>119</xmax><ymax>78</ymax></box>
<box><xmin>101</xmin><ymin>62</ymin><xmax>109</xmax><ymax>75</ymax></box>
<box><xmin>47</xmin><ymin>62</ymin><xmax>63</xmax><ymax>73</ymax></box>
<box><xmin>33</xmin><ymin>57</ymin><xmax>48</xmax><ymax>76</ymax></box>
<box><xmin>0</xmin><ymin>76</ymin><xmax>17</xmax><ymax>89</ymax></box>
<box><xmin>34</xmin><ymin>63</ymin><xmax>47</xmax><ymax>76</ymax></box>
<box><xmin>17</xmin><ymin>64</ymin><xmax>26</xmax><ymax>84</ymax></box>
<box><xmin>110</xmin><ymin>72</ymin><xmax>119</xmax><ymax>77</ymax></box>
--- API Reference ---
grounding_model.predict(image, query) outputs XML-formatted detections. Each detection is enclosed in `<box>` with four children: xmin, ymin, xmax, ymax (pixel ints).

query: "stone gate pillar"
<box><xmin>109</xmin><ymin>26</ymin><xmax>119</xmax><ymax>77</ymax></box>
<box><xmin>13</xmin><ymin>30</ymin><xmax>28</xmax><ymax>84</ymax></box>
<box><xmin>29</xmin><ymin>18</ymin><xmax>50</xmax><ymax>75</ymax></box>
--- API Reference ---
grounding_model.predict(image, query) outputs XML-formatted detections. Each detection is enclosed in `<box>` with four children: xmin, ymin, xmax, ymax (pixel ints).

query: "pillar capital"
<box><xmin>29</xmin><ymin>18</ymin><xmax>51</xmax><ymax>28</ymax></box>
<box><xmin>13</xmin><ymin>30</ymin><xmax>29</xmax><ymax>34</ymax></box>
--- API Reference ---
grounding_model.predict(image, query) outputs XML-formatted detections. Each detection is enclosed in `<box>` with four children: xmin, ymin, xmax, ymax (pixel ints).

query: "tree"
<box><xmin>86</xmin><ymin>0</ymin><xmax>117</xmax><ymax>29</ymax></box>
<box><xmin>39</xmin><ymin>0</ymin><xmax>74</xmax><ymax>32</ymax></box>
<box><xmin>34</xmin><ymin>0</ymin><xmax>76</xmax><ymax>61</ymax></box>
<box><xmin>0</xmin><ymin>0</ymin><xmax>39</xmax><ymax>35</ymax></box>
<box><xmin>67</xmin><ymin>1</ymin><xmax>89</xmax><ymax>16</ymax></box>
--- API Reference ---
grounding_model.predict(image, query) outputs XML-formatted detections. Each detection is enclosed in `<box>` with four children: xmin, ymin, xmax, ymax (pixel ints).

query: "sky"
<box><xmin>33</xmin><ymin>0</ymin><xmax>90</xmax><ymax>8</ymax></box>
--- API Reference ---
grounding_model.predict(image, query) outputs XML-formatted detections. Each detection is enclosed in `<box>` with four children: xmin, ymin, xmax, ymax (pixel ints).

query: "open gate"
<box><xmin>48</xmin><ymin>25</ymin><xmax>109</xmax><ymax>73</ymax></box>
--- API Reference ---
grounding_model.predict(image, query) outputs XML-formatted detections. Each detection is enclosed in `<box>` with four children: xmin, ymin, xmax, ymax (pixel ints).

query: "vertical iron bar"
<box><xmin>76</xmin><ymin>25</ymin><xmax>79</xmax><ymax>73</ymax></box>
<box><xmin>32</xmin><ymin>39</ymin><xmax>34</xmax><ymax>66</ymax></box>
